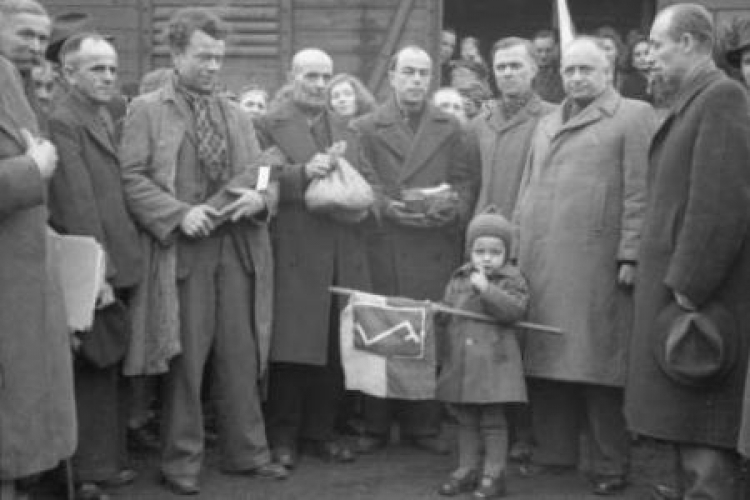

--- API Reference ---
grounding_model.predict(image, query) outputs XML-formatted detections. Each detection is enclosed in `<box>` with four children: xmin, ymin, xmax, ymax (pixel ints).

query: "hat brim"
<box><xmin>652</xmin><ymin>302</ymin><xmax>738</xmax><ymax>388</ymax></box>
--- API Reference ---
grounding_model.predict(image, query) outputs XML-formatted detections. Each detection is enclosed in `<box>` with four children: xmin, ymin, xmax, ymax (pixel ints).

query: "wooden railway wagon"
<box><xmin>45</xmin><ymin>0</ymin><xmax>750</xmax><ymax>98</ymax></box>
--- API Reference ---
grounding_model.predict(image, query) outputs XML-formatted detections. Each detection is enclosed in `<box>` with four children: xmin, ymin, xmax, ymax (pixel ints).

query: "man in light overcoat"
<box><xmin>516</xmin><ymin>37</ymin><xmax>656</xmax><ymax>495</ymax></box>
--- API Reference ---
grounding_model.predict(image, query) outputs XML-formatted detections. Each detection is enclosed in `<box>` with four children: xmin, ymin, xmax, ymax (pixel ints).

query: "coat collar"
<box><xmin>373</xmin><ymin>96</ymin><xmax>455</xmax><ymax>182</ymax></box>
<box><xmin>667</xmin><ymin>61</ymin><xmax>722</xmax><ymax>118</ymax></box>
<box><xmin>547</xmin><ymin>86</ymin><xmax>620</xmax><ymax>139</ymax></box>
<box><xmin>483</xmin><ymin>93</ymin><xmax>546</xmax><ymax>134</ymax></box>
<box><xmin>62</xmin><ymin>88</ymin><xmax>117</xmax><ymax>156</ymax></box>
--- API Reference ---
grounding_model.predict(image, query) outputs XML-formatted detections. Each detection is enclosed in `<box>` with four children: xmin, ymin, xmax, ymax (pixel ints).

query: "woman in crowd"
<box><xmin>596</xmin><ymin>26</ymin><xmax>627</xmax><ymax>90</ymax></box>
<box><xmin>460</xmin><ymin>36</ymin><xmax>487</xmax><ymax>67</ymax></box>
<box><xmin>239</xmin><ymin>84</ymin><xmax>270</xmax><ymax>118</ymax></box>
<box><xmin>326</xmin><ymin>73</ymin><xmax>377</xmax><ymax>121</ymax></box>
<box><xmin>620</xmin><ymin>36</ymin><xmax>652</xmax><ymax>101</ymax></box>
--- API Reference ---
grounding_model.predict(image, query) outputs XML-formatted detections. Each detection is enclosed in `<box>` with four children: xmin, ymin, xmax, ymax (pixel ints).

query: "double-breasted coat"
<box><xmin>254</xmin><ymin>102</ymin><xmax>372</xmax><ymax>366</ymax></box>
<box><xmin>353</xmin><ymin>98</ymin><xmax>477</xmax><ymax>301</ymax></box>
<box><xmin>624</xmin><ymin>66</ymin><xmax>750</xmax><ymax>449</ymax></box>
<box><xmin>467</xmin><ymin>94</ymin><xmax>555</xmax><ymax>218</ymax></box>
<box><xmin>517</xmin><ymin>88</ymin><xmax>656</xmax><ymax>386</ymax></box>
<box><xmin>0</xmin><ymin>55</ymin><xmax>76</xmax><ymax>479</ymax></box>
<box><xmin>436</xmin><ymin>264</ymin><xmax>529</xmax><ymax>404</ymax></box>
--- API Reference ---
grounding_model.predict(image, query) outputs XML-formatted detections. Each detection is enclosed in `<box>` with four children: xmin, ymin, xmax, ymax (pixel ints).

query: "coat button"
<box><xmin>466</xmin><ymin>339</ymin><xmax>474</xmax><ymax>346</ymax></box>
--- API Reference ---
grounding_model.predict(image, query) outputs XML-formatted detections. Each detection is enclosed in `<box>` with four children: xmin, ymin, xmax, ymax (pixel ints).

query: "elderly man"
<box><xmin>624</xmin><ymin>5</ymin><xmax>750</xmax><ymax>499</ymax></box>
<box><xmin>531</xmin><ymin>30</ymin><xmax>565</xmax><ymax>104</ymax></box>
<box><xmin>516</xmin><ymin>37</ymin><xmax>656</xmax><ymax>495</ymax></box>
<box><xmin>0</xmin><ymin>0</ymin><xmax>76</xmax><ymax>495</ymax></box>
<box><xmin>254</xmin><ymin>48</ymin><xmax>371</xmax><ymax>469</ymax></box>
<box><xmin>469</xmin><ymin>36</ymin><xmax>555</xmax><ymax>218</ymax></box>
<box><xmin>353</xmin><ymin>45</ymin><xmax>476</xmax><ymax>455</ymax></box>
<box><xmin>120</xmin><ymin>8</ymin><xmax>284</xmax><ymax>494</ymax></box>
<box><xmin>47</xmin><ymin>32</ymin><xmax>142</xmax><ymax>499</ymax></box>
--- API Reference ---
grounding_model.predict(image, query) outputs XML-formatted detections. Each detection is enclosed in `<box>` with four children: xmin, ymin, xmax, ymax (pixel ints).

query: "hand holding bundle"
<box><xmin>304</xmin><ymin>140</ymin><xmax>375</xmax><ymax>223</ymax></box>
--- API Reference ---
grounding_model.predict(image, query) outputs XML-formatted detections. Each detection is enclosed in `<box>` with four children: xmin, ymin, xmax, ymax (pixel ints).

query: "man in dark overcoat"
<box><xmin>119</xmin><ymin>8</ymin><xmax>284</xmax><ymax>494</ymax></box>
<box><xmin>254</xmin><ymin>48</ymin><xmax>372</xmax><ymax>468</ymax></box>
<box><xmin>0</xmin><ymin>0</ymin><xmax>76</xmax><ymax>493</ymax></box>
<box><xmin>624</xmin><ymin>4</ymin><xmax>750</xmax><ymax>498</ymax></box>
<box><xmin>353</xmin><ymin>45</ymin><xmax>477</xmax><ymax>455</ymax></box>
<box><xmin>47</xmin><ymin>33</ymin><xmax>142</xmax><ymax>497</ymax></box>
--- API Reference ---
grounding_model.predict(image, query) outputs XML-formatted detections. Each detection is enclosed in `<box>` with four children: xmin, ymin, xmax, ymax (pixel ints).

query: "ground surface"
<box><xmin>72</xmin><ymin>434</ymin><xmax>674</xmax><ymax>500</ymax></box>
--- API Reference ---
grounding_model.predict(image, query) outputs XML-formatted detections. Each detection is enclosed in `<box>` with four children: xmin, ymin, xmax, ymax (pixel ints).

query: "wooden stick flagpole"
<box><xmin>330</xmin><ymin>286</ymin><xmax>563</xmax><ymax>335</ymax></box>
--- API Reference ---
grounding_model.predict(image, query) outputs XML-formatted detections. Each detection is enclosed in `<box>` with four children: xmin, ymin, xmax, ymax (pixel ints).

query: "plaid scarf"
<box><xmin>178</xmin><ymin>84</ymin><xmax>230</xmax><ymax>185</ymax></box>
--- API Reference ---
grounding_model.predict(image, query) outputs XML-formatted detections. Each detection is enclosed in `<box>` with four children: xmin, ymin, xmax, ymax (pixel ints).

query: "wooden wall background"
<box><xmin>46</xmin><ymin>0</ymin><xmax>440</xmax><ymax>98</ymax></box>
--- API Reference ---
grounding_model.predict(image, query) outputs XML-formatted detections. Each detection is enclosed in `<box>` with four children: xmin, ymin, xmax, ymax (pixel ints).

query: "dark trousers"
<box><xmin>529</xmin><ymin>379</ymin><xmax>630</xmax><ymax>477</ymax></box>
<box><xmin>362</xmin><ymin>396</ymin><xmax>442</xmax><ymax>440</ymax></box>
<box><xmin>266</xmin><ymin>318</ymin><xmax>344</xmax><ymax>447</ymax></box>
<box><xmin>161</xmin><ymin>234</ymin><xmax>269</xmax><ymax>479</ymax></box>
<box><xmin>73</xmin><ymin>360</ymin><xmax>126</xmax><ymax>482</ymax></box>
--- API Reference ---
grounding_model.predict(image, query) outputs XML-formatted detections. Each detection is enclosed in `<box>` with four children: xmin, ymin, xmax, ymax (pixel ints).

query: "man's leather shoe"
<box><xmin>355</xmin><ymin>435</ymin><xmax>387</xmax><ymax>454</ymax></box>
<box><xmin>473</xmin><ymin>474</ymin><xmax>507</xmax><ymax>499</ymax></box>
<box><xmin>438</xmin><ymin>469</ymin><xmax>479</xmax><ymax>496</ymax></box>
<box><xmin>75</xmin><ymin>483</ymin><xmax>110</xmax><ymax>500</ymax></box>
<box><xmin>592</xmin><ymin>475</ymin><xmax>628</xmax><ymax>496</ymax></box>
<box><xmin>305</xmin><ymin>440</ymin><xmax>356</xmax><ymax>463</ymax></box>
<box><xmin>252</xmin><ymin>463</ymin><xmax>289</xmax><ymax>480</ymax></box>
<box><xmin>160</xmin><ymin>474</ymin><xmax>199</xmax><ymax>496</ymax></box>
<box><xmin>649</xmin><ymin>483</ymin><xmax>681</xmax><ymax>500</ymax></box>
<box><xmin>408</xmin><ymin>436</ymin><xmax>450</xmax><ymax>455</ymax></box>
<box><xmin>97</xmin><ymin>468</ymin><xmax>138</xmax><ymax>488</ymax></box>
<box><xmin>272</xmin><ymin>446</ymin><xmax>297</xmax><ymax>469</ymax></box>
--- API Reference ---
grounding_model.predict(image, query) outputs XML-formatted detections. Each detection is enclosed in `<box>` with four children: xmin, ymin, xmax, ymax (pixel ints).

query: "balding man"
<box><xmin>625</xmin><ymin>5</ymin><xmax>750</xmax><ymax>498</ymax></box>
<box><xmin>353</xmin><ymin>45</ymin><xmax>476</xmax><ymax>455</ymax></box>
<box><xmin>0</xmin><ymin>1</ymin><xmax>76</xmax><ymax>492</ymax></box>
<box><xmin>120</xmin><ymin>8</ymin><xmax>284</xmax><ymax>494</ymax></box>
<box><xmin>516</xmin><ymin>37</ymin><xmax>656</xmax><ymax>494</ymax></box>
<box><xmin>254</xmin><ymin>48</ymin><xmax>372</xmax><ymax>469</ymax></box>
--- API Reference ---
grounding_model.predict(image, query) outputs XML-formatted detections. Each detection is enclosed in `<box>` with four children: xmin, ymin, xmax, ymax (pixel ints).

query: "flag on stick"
<box><xmin>340</xmin><ymin>292</ymin><xmax>437</xmax><ymax>400</ymax></box>
<box><xmin>556</xmin><ymin>0</ymin><xmax>576</xmax><ymax>49</ymax></box>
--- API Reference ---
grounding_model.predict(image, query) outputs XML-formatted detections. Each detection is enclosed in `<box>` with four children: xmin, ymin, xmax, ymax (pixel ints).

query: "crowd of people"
<box><xmin>2</xmin><ymin>0</ymin><xmax>750</xmax><ymax>499</ymax></box>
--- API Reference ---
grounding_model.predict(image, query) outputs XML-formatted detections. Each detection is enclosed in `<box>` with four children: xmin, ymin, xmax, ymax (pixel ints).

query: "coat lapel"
<box><xmin>374</xmin><ymin>98</ymin><xmax>411</xmax><ymax>163</ymax></box>
<box><xmin>649</xmin><ymin>65</ymin><xmax>722</xmax><ymax>158</ymax></box>
<box><xmin>266</xmin><ymin>102</ymin><xmax>321</xmax><ymax>164</ymax></box>
<box><xmin>553</xmin><ymin>87</ymin><xmax>620</xmax><ymax>140</ymax></box>
<box><xmin>400</xmin><ymin>104</ymin><xmax>453</xmax><ymax>182</ymax></box>
<box><xmin>66</xmin><ymin>91</ymin><xmax>118</xmax><ymax>158</ymax></box>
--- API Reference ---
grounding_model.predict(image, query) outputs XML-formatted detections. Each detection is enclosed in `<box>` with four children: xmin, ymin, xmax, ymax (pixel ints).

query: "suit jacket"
<box><xmin>0</xmin><ymin>55</ymin><xmax>76</xmax><ymax>479</ymax></box>
<box><xmin>254</xmin><ymin>102</ymin><xmax>372</xmax><ymax>365</ymax></box>
<box><xmin>48</xmin><ymin>89</ymin><xmax>142</xmax><ymax>289</ymax></box>
<box><xmin>353</xmin><ymin>97</ymin><xmax>477</xmax><ymax>301</ymax></box>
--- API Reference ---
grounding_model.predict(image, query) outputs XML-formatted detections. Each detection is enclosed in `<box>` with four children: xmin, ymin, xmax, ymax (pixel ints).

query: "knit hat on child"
<box><xmin>466</xmin><ymin>206</ymin><xmax>514</xmax><ymax>255</ymax></box>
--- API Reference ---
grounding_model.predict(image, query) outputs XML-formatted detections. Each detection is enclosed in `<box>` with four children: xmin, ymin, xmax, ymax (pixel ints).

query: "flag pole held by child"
<box><xmin>330</xmin><ymin>286</ymin><xmax>563</xmax><ymax>335</ymax></box>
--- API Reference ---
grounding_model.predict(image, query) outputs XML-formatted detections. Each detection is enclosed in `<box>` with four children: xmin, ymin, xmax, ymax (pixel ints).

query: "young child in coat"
<box><xmin>436</xmin><ymin>207</ymin><xmax>530</xmax><ymax>499</ymax></box>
